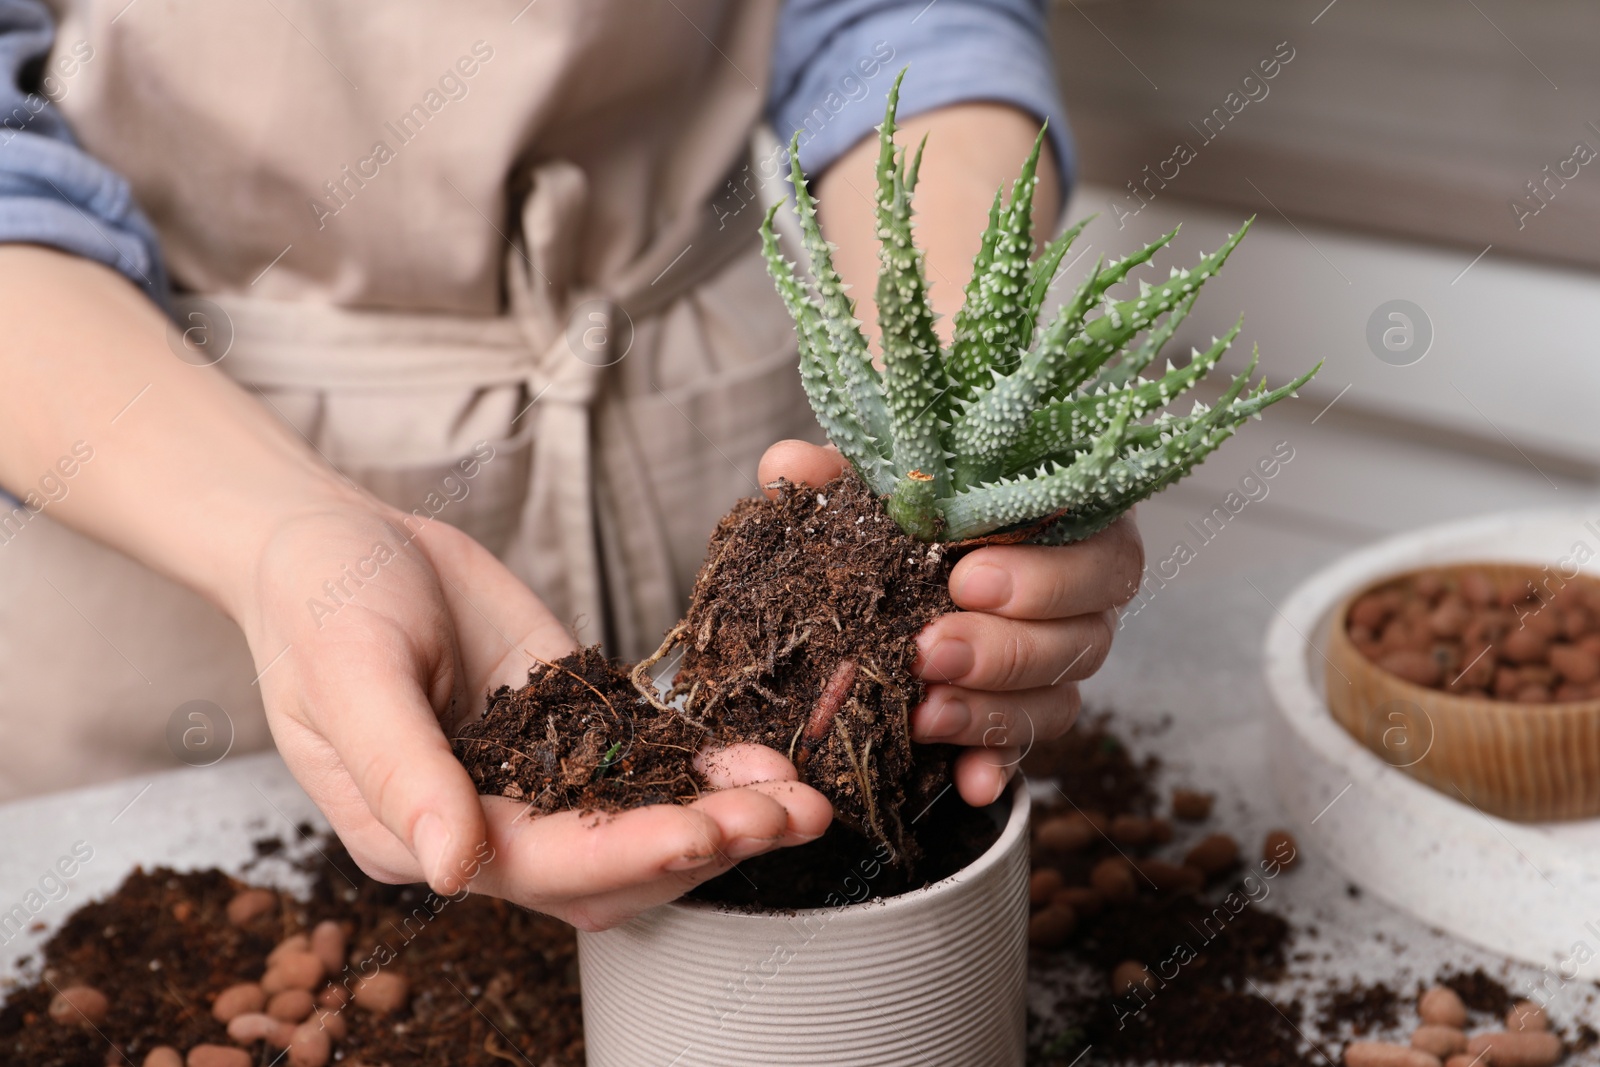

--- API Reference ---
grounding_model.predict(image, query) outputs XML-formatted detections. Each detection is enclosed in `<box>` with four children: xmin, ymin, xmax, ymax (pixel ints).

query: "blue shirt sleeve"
<box><xmin>0</xmin><ymin>0</ymin><xmax>167</xmax><ymax>301</ymax></box>
<box><xmin>768</xmin><ymin>0</ymin><xmax>1074</xmax><ymax>197</ymax></box>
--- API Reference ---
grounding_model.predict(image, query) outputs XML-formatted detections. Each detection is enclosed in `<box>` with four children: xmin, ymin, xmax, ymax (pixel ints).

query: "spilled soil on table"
<box><xmin>1023</xmin><ymin>718</ymin><xmax>1588</xmax><ymax>1067</ymax></box>
<box><xmin>7</xmin><ymin>715</ymin><xmax>1591</xmax><ymax>1066</ymax></box>
<box><xmin>0</xmin><ymin>843</ymin><xmax>584</xmax><ymax>1066</ymax></box>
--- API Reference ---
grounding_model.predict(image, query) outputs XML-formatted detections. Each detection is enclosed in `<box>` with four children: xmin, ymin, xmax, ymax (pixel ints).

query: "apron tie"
<box><xmin>503</xmin><ymin>162</ymin><xmax>615</xmax><ymax>642</ymax></box>
<box><xmin>503</xmin><ymin>159</ymin><xmax>757</xmax><ymax>652</ymax></box>
<box><xmin>186</xmin><ymin>156</ymin><xmax>758</xmax><ymax>654</ymax></box>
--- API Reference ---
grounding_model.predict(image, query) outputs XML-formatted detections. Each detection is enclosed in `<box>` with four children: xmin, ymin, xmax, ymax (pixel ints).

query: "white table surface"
<box><xmin>1039</xmin><ymin>560</ymin><xmax>1600</xmax><ymax>1051</ymax></box>
<box><xmin>3</xmin><ymin>563</ymin><xmax>1597</xmax><ymax>1052</ymax></box>
<box><xmin>0</xmin><ymin>751</ymin><xmax>324</xmax><ymax>984</ymax></box>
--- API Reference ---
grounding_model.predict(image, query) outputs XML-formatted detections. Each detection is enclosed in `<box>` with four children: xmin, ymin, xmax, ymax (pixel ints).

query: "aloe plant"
<box><xmin>762</xmin><ymin>71</ymin><xmax>1318</xmax><ymax>544</ymax></box>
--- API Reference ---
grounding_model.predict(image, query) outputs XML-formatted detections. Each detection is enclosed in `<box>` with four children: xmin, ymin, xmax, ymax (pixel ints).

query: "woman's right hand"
<box><xmin>234</xmin><ymin>493</ymin><xmax>833</xmax><ymax>930</ymax></box>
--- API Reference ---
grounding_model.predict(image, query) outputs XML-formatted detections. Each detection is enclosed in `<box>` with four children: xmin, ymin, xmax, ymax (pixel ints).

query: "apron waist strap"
<box><xmin>182</xmin><ymin>298</ymin><xmax>532</xmax><ymax>391</ymax></box>
<box><xmin>189</xmin><ymin>157</ymin><xmax>754</xmax><ymax>395</ymax></box>
<box><xmin>177</xmin><ymin>153</ymin><xmax>765</xmax><ymax>655</ymax></box>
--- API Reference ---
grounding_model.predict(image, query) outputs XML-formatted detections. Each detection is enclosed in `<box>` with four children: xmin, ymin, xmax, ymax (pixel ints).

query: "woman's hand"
<box><xmin>759</xmin><ymin>441</ymin><xmax>1144</xmax><ymax>807</ymax></box>
<box><xmin>0</xmin><ymin>249</ymin><xmax>834</xmax><ymax>931</ymax></box>
<box><xmin>803</xmin><ymin>103</ymin><xmax>1118</xmax><ymax>804</ymax></box>
<box><xmin>237</xmin><ymin>496</ymin><xmax>831</xmax><ymax>931</ymax></box>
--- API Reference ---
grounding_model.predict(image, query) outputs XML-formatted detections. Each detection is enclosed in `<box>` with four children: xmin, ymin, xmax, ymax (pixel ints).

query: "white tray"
<box><xmin>1264</xmin><ymin>507</ymin><xmax>1600</xmax><ymax>976</ymax></box>
<box><xmin>0</xmin><ymin>752</ymin><xmax>323</xmax><ymax>984</ymax></box>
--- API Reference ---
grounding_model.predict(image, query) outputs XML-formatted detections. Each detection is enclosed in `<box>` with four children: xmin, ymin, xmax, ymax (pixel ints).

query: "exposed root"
<box><xmin>694</xmin><ymin>652</ymin><xmax>794</xmax><ymax>719</ymax></box>
<box><xmin>774</xmin><ymin>625</ymin><xmax>811</xmax><ymax>667</ymax></box>
<box><xmin>627</xmin><ymin>622</ymin><xmax>711</xmax><ymax>734</ymax></box>
<box><xmin>484</xmin><ymin>1033</ymin><xmax>523</xmax><ymax>1063</ymax></box>
<box><xmin>454</xmin><ymin>737</ymin><xmax>541</xmax><ymax>764</ymax></box>
<box><xmin>883</xmin><ymin>803</ymin><xmax>910</xmax><ymax>868</ymax></box>
<box><xmin>837</xmin><ymin>715</ymin><xmax>893</xmax><ymax>859</ymax></box>
<box><xmin>630</xmin><ymin>622</ymin><xmax>688</xmax><ymax>714</ymax></box>
<box><xmin>637</xmin><ymin>738</ymin><xmax>698</xmax><ymax>755</ymax></box>
<box><xmin>690</xmin><ymin>536</ymin><xmax>736</xmax><ymax>650</ymax></box>
<box><xmin>760</xmin><ymin>621</ymin><xmax>811</xmax><ymax>673</ymax></box>
<box><xmin>696</xmin><ymin>686</ymin><xmax>728</xmax><ymax>720</ymax></box>
<box><xmin>696</xmin><ymin>603</ymin><xmax>719</xmax><ymax>651</ymax></box>
<box><xmin>700</xmin><ymin>528</ymin><xmax>735</xmax><ymax>585</ymax></box>
<box><xmin>786</xmin><ymin>716</ymin><xmax>808</xmax><ymax>764</ymax></box>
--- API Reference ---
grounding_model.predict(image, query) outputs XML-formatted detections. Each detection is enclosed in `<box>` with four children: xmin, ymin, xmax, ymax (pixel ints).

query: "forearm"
<box><xmin>815</xmin><ymin>103</ymin><xmax>1060</xmax><ymax>347</ymax></box>
<box><xmin>0</xmin><ymin>245</ymin><xmax>360</xmax><ymax>617</ymax></box>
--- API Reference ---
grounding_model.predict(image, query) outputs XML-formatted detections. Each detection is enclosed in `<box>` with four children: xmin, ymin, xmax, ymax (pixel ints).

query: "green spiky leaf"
<box><xmin>1019</xmin><ymin>216</ymin><xmax>1092</xmax><ymax>351</ymax></box>
<box><xmin>939</xmin><ymin>393</ymin><xmax>1137</xmax><ymax>540</ymax></box>
<box><xmin>944</xmin><ymin>190</ymin><xmax>1007</xmax><ymax>405</ymax></box>
<box><xmin>767</xmin><ymin>66</ymin><xmax>1317</xmax><ymax>545</ymax></box>
<box><xmin>760</xmin><ymin>202</ymin><xmax>894</xmax><ymax>493</ymax></box>
<box><xmin>1032</xmin><ymin>358</ymin><xmax>1322</xmax><ymax>545</ymax></box>
<box><xmin>1042</xmin><ymin>221</ymin><xmax>1250</xmax><ymax>402</ymax></box>
<box><xmin>1087</xmin><ymin>292</ymin><xmax>1197</xmax><ymax>392</ymax></box>
<box><xmin>785</xmin><ymin>133</ymin><xmax>892</xmax><ymax>456</ymax></box>
<box><xmin>947</xmin><ymin>255</ymin><xmax>1102</xmax><ymax>490</ymax></box>
<box><xmin>873</xmin><ymin>70</ymin><xmax>950</xmax><ymax>494</ymax></box>
<box><xmin>1006</xmin><ymin>316</ymin><xmax>1243</xmax><ymax>471</ymax></box>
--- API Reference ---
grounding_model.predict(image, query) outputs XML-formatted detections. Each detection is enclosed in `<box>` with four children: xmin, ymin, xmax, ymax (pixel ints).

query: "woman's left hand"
<box><xmin>759</xmin><ymin>440</ymin><xmax>1145</xmax><ymax>806</ymax></box>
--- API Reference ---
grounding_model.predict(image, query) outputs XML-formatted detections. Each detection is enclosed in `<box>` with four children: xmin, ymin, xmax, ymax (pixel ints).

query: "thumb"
<box><xmin>758</xmin><ymin>439</ymin><xmax>845</xmax><ymax>499</ymax></box>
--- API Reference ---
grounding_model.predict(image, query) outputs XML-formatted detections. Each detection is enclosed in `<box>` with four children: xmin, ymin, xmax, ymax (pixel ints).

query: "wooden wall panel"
<box><xmin>1049</xmin><ymin>0</ymin><xmax>1600</xmax><ymax>271</ymax></box>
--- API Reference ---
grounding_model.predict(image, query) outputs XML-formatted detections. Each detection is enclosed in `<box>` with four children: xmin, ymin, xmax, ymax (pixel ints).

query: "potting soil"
<box><xmin>454</xmin><ymin>471</ymin><xmax>962</xmax><ymax>878</ymax></box>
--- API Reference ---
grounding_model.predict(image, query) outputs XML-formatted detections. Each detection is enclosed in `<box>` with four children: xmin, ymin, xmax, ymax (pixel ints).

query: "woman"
<box><xmin>0</xmin><ymin>0</ymin><xmax>1141</xmax><ymax>929</ymax></box>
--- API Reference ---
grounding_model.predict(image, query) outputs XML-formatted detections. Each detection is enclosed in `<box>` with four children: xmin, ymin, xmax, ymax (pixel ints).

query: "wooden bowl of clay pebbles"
<box><xmin>1326</xmin><ymin>562</ymin><xmax>1600</xmax><ymax>821</ymax></box>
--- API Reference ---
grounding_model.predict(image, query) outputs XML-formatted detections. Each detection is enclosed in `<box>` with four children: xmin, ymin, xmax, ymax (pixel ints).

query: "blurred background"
<box><xmin>1045</xmin><ymin>0</ymin><xmax>1598</xmax><ymax>587</ymax></box>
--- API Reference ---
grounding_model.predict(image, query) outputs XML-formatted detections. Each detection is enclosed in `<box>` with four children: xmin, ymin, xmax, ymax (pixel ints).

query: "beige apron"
<box><xmin>0</xmin><ymin>0</ymin><xmax>818</xmax><ymax>801</ymax></box>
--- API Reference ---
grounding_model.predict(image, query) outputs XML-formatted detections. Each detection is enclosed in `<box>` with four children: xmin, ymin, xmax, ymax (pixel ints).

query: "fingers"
<box><xmin>551</xmin><ymin>780</ymin><xmax>833</xmax><ymax>931</ymax></box>
<box><xmin>469</xmin><ymin>779</ymin><xmax>831</xmax><ymax>918</ymax></box>
<box><xmin>731</xmin><ymin>778</ymin><xmax>834</xmax><ymax>844</ymax></box>
<box><xmin>556</xmin><ymin>866</ymin><xmax>739</xmax><ymax>931</ymax></box>
<box><xmin>911</xmin><ymin>680</ymin><xmax>1081</xmax><ymax>747</ymax></box>
<box><xmin>758</xmin><ymin>439</ymin><xmax>845</xmax><ymax>498</ymax></box>
<box><xmin>915</xmin><ymin>609</ymin><xmax>1114</xmax><ymax>691</ymax></box>
<box><xmin>302</xmin><ymin>634</ymin><xmax>489</xmax><ymax>897</ymax></box>
<box><xmin>695</xmin><ymin>742</ymin><xmax>802</xmax><ymax>788</ymax></box>
<box><xmin>952</xmin><ymin>746</ymin><xmax>1021</xmax><ymax>807</ymax></box>
<box><xmin>408</xmin><ymin>519</ymin><xmax>578</xmax><ymax>696</ymax></box>
<box><xmin>949</xmin><ymin>513</ymin><xmax>1145</xmax><ymax>621</ymax></box>
<box><xmin>261</xmin><ymin>706</ymin><xmax>429</xmax><ymax>885</ymax></box>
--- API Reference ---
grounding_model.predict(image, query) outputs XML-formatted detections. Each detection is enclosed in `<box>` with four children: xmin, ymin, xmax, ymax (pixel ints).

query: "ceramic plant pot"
<box><xmin>1326</xmin><ymin>562</ymin><xmax>1600</xmax><ymax>821</ymax></box>
<box><xmin>577</xmin><ymin>779</ymin><xmax>1030</xmax><ymax>1067</ymax></box>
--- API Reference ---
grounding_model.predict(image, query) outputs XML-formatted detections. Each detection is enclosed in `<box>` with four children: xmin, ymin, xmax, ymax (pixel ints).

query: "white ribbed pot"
<box><xmin>578</xmin><ymin>780</ymin><xmax>1030</xmax><ymax>1067</ymax></box>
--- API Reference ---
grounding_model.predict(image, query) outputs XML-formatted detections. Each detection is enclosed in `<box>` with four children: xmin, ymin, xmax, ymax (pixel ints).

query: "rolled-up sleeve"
<box><xmin>0</xmin><ymin>0</ymin><xmax>166</xmax><ymax>300</ymax></box>
<box><xmin>768</xmin><ymin>0</ymin><xmax>1074</xmax><ymax>194</ymax></box>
